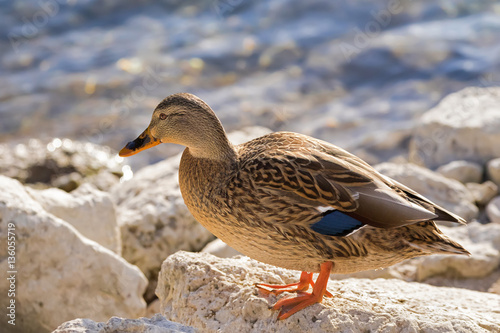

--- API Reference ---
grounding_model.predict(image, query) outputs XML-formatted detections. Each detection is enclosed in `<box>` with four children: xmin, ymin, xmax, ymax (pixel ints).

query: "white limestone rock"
<box><xmin>436</xmin><ymin>160</ymin><xmax>483</xmax><ymax>184</ymax></box>
<box><xmin>0</xmin><ymin>176</ymin><xmax>147</xmax><ymax>333</ymax></box>
<box><xmin>53</xmin><ymin>314</ymin><xmax>195</xmax><ymax>333</ymax></box>
<box><xmin>202</xmin><ymin>238</ymin><xmax>242</xmax><ymax>258</ymax></box>
<box><xmin>156</xmin><ymin>251</ymin><xmax>500</xmax><ymax>333</ymax></box>
<box><xmin>488</xmin><ymin>158</ymin><xmax>500</xmax><ymax>187</ymax></box>
<box><xmin>490</xmin><ymin>278</ymin><xmax>500</xmax><ymax>295</ymax></box>
<box><xmin>487</xmin><ymin>196</ymin><xmax>500</xmax><ymax>224</ymax></box>
<box><xmin>112</xmin><ymin>151</ymin><xmax>211</xmax><ymax>301</ymax></box>
<box><xmin>27</xmin><ymin>183</ymin><xmax>121</xmax><ymax>253</ymax></box>
<box><xmin>466</xmin><ymin>181</ymin><xmax>498</xmax><ymax>206</ymax></box>
<box><xmin>410</xmin><ymin>87</ymin><xmax>500</xmax><ymax>169</ymax></box>
<box><xmin>146</xmin><ymin>299</ymin><xmax>161</xmax><ymax>318</ymax></box>
<box><xmin>374</xmin><ymin>162</ymin><xmax>478</xmax><ymax>221</ymax></box>
<box><xmin>0</xmin><ymin>138</ymin><xmax>124</xmax><ymax>191</ymax></box>
<box><xmin>112</xmin><ymin>126</ymin><xmax>272</xmax><ymax>299</ymax></box>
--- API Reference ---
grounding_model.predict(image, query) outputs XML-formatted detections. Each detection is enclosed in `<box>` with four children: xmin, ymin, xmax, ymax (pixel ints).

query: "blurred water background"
<box><xmin>1</xmin><ymin>0</ymin><xmax>500</xmax><ymax>170</ymax></box>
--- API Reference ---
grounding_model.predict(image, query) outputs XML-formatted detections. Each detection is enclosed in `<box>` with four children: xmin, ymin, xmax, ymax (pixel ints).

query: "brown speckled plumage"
<box><xmin>119</xmin><ymin>93</ymin><xmax>470</xmax><ymax>319</ymax></box>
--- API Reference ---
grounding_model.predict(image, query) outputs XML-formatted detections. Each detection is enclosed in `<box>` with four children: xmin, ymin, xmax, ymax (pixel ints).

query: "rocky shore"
<box><xmin>0</xmin><ymin>87</ymin><xmax>499</xmax><ymax>332</ymax></box>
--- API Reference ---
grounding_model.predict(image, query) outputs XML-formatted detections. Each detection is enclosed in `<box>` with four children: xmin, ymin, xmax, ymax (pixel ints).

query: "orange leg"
<box><xmin>310</xmin><ymin>278</ymin><xmax>334</xmax><ymax>298</ymax></box>
<box><xmin>272</xmin><ymin>262</ymin><xmax>333</xmax><ymax>320</ymax></box>
<box><xmin>256</xmin><ymin>268</ymin><xmax>333</xmax><ymax>298</ymax></box>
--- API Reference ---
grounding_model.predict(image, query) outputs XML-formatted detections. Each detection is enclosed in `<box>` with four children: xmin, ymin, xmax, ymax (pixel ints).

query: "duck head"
<box><xmin>119</xmin><ymin>93</ymin><xmax>235</xmax><ymax>160</ymax></box>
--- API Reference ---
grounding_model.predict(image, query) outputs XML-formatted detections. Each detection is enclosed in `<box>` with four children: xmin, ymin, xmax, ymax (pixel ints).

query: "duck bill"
<box><xmin>119</xmin><ymin>127</ymin><xmax>161</xmax><ymax>157</ymax></box>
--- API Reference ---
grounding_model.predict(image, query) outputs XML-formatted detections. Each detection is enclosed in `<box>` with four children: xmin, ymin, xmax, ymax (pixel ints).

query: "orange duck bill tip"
<box><xmin>119</xmin><ymin>127</ymin><xmax>161</xmax><ymax>157</ymax></box>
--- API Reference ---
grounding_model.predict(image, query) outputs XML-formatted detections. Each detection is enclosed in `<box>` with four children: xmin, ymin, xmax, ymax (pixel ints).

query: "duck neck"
<box><xmin>180</xmin><ymin>138</ymin><xmax>236</xmax><ymax>195</ymax></box>
<box><xmin>185</xmin><ymin>133</ymin><xmax>237</xmax><ymax>163</ymax></box>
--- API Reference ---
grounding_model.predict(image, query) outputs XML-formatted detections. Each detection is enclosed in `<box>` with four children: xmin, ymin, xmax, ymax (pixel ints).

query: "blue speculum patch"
<box><xmin>311</xmin><ymin>210</ymin><xmax>363</xmax><ymax>236</ymax></box>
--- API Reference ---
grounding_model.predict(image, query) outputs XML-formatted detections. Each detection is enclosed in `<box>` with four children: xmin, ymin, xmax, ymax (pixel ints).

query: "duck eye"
<box><xmin>159</xmin><ymin>113</ymin><xmax>167</xmax><ymax>120</ymax></box>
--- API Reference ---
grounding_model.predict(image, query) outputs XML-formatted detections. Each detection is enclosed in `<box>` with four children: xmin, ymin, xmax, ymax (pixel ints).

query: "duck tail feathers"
<box><xmin>407</xmin><ymin>221</ymin><xmax>470</xmax><ymax>256</ymax></box>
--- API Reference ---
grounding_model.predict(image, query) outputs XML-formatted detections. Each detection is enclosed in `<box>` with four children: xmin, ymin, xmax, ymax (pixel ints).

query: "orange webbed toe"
<box><xmin>256</xmin><ymin>272</ymin><xmax>312</xmax><ymax>295</ymax></box>
<box><xmin>257</xmin><ymin>262</ymin><xmax>333</xmax><ymax>320</ymax></box>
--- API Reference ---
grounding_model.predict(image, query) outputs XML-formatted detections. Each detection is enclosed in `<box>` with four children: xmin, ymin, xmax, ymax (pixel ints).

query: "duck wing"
<box><xmin>379</xmin><ymin>175</ymin><xmax>466</xmax><ymax>225</ymax></box>
<box><xmin>239</xmin><ymin>132</ymin><xmax>464</xmax><ymax>233</ymax></box>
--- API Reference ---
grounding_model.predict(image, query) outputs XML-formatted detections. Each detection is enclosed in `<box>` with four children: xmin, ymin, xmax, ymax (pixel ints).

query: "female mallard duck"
<box><xmin>119</xmin><ymin>93</ymin><xmax>469</xmax><ymax>320</ymax></box>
